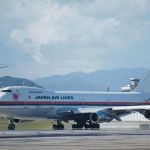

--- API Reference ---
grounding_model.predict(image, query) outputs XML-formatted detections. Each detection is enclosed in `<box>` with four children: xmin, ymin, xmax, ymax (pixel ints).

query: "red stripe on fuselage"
<box><xmin>0</xmin><ymin>101</ymin><xmax>149</xmax><ymax>106</ymax></box>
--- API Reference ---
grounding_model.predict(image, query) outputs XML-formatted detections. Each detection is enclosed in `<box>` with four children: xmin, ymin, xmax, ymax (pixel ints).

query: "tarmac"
<box><xmin>0</xmin><ymin>122</ymin><xmax>150</xmax><ymax>150</ymax></box>
<box><xmin>0</xmin><ymin>130</ymin><xmax>150</xmax><ymax>150</ymax></box>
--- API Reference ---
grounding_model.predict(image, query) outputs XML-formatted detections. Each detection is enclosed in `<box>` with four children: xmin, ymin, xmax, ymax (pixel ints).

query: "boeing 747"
<box><xmin>0</xmin><ymin>72</ymin><xmax>150</xmax><ymax>130</ymax></box>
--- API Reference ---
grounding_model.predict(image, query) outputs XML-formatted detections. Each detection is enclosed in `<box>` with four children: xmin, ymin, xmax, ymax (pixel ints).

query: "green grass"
<box><xmin>0</xmin><ymin>118</ymin><xmax>54</xmax><ymax>130</ymax></box>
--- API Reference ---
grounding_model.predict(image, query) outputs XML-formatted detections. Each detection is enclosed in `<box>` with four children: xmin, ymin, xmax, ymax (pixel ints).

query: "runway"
<box><xmin>0</xmin><ymin>130</ymin><xmax>150</xmax><ymax>150</ymax></box>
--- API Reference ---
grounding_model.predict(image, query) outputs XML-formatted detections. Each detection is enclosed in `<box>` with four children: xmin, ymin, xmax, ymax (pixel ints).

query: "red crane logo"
<box><xmin>12</xmin><ymin>93</ymin><xmax>19</xmax><ymax>101</ymax></box>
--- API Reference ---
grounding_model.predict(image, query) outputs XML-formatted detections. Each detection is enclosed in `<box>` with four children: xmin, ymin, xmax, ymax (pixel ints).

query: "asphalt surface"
<box><xmin>0</xmin><ymin>130</ymin><xmax>150</xmax><ymax>150</ymax></box>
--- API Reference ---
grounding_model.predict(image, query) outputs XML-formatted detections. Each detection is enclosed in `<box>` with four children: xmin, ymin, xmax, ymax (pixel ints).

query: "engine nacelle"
<box><xmin>90</xmin><ymin>110</ymin><xmax>113</xmax><ymax>123</ymax></box>
<box><xmin>144</xmin><ymin>109</ymin><xmax>150</xmax><ymax>119</ymax></box>
<box><xmin>13</xmin><ymin>119</ymin><xmax>21</xmax><ymax>124</ymax></box>
<box><xmin>13</xmin><ymin>119</ymin><xmax>33</xmax><ymax>124</ymax></box>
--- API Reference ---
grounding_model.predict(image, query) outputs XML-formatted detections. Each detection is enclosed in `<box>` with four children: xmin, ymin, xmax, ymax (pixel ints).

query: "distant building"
<box><xmin>121</xmin><ymin>112</ymin><xmax>149</xmax><ymax>122</ymax></box>
<box><xmin>121</xmin><ymin>78</ymin><xmax>140</xmax><ymax>92</ymax></box>
<box><xmin>121</xmin><ymin>77</ymin><xmax>149</xmax><ymax>121</ymax></box>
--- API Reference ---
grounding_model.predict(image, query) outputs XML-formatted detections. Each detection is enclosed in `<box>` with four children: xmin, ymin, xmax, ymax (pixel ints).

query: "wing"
<box><xmin>56</xmin><ymin>105</ymin><xmax>150</xmax><ymax>123</ymax></box>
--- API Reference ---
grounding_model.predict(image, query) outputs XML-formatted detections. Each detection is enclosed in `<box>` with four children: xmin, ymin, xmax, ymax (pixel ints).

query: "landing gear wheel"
<box><xmin>89</xmin><ymin>123</ymin><xmax>100</xmax><ymax>130</ymax></box>
<box><xmin>72</xmin><ymin>124</ymin><xmax>76</xmax><ymax>129</ymax></box>
<box><xmin>72</xmin><ymin>122</ymin><xmax>84</xmax><ymax>130</ymax></box>
<box><xmin>53</xmin><ymin>124</ymin><xmax>57</xmax><ymax>129</ymax></box>
<box><xmin>53</xmin><ymin>124</ymin><xmax>64</xmax><ymax>130</ymax></box>
<box><xmin>53</xmin><ymin>121</ymin><xmax>64</xmax><ymax>130</ymax></box>
<box><xmin>72</xmin><ymin>120</ymin><xmax>100</xmax><ymax>130</ymax></box>
<box><xmin>8</xmin><ymin>124</ymin><xmax>15</xmax><ymax>130</ymax></box>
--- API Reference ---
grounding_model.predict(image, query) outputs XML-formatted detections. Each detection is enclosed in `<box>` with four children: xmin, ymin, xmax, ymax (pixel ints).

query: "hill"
<box><xmin>0</xmin><ymin>76</ymin><xmax>42</xmax><ymax>88</ymax></box>
<box><xmin>34</xmin><ymin>68</ymin><xmax>149</xmax><ymax>91</ymax></box>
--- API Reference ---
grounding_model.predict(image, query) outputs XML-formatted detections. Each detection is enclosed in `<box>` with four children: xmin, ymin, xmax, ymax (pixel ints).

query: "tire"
<box><xmin>72</xmin><ymin>124</ymin><xmax>76</xmax><ymax>129</ymax></box>
<box><xmin>53</xmin><ymin>124</ymin><xmax>57</xmax><ymax>129</ymax></box>
<box><xmin>58</xmin><ymin>124</ymin><xmax>64</xmax><ymax>130</ymax></box>
<box><xmin>8</xmin><ymin>124</ymin><xmax>15</xmax><ymax>130</ymax></box>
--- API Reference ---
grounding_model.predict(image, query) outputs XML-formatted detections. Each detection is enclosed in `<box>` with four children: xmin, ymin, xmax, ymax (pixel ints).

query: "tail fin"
<box><xmin>134</xmin><ymin>71</ymin><xmax>150</xmax><ymax>93</ymax></box>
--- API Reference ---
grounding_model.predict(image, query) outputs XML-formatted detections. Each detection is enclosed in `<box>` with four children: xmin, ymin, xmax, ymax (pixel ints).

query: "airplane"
<box><xmin>0</xmin><ymin>71</ymin><xmax>150</xmax><ymax>130</ymax></box>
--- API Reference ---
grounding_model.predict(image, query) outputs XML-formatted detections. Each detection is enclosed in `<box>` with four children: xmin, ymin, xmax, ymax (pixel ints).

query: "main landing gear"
<box><xmin>8</xmin><ymin>118</ymin><xmax>15</xmax><ymax>130</ymax></box>
<box><xmin>52</xmin><ymin>120</ymin><xmax>100</xmax><ymax>130</ymax></box>
<box><xmin>53</xmin><ymin>121</ymin><xmax>64</xmax><ymax>130</ymax></box>
<box><xmin>72</xmin><ymin>120</ymin><xmax>100</xmax><ymax>130</ymax></box>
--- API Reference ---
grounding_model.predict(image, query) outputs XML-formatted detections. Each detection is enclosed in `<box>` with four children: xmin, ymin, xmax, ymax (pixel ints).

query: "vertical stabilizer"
<box><xmin>134</xmin><ymin>71</ymin><xmax>150</xmax><ymax>93</ymax></box>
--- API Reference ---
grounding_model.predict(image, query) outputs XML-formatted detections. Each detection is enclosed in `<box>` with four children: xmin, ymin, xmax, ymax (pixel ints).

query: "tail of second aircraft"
<box><xmin>134</xmin><ymin>71</ymin><xmax>150</xmax><ymax>93</ymax></box>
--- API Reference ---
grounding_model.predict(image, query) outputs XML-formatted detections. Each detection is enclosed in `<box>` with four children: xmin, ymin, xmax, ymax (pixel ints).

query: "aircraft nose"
<box><xmin>0</xmin><ymin>92</ymin><xmax>5</xmax><ymax>101</ymax></box>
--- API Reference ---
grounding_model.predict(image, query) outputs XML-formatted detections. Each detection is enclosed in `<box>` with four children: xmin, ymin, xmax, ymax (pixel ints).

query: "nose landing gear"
<box><xmin>8</xmin><ymin>118</ymin><xmax>15</xmax><ymax>130</ymax></box>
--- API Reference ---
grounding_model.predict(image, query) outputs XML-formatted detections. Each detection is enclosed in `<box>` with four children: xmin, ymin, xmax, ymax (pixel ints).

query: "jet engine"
<box><xmin>13</xmin><ymin>119</ymin><xmax>20</xmax><ymax>124</ymax></box>
<box><xmin>90</xmin><ymin>110</ymin><xmax>113</xmax><ymax>123</ymax></box>
<box><xmin>144</xmin><ymin>109</ymin><xmax>150</xmax><ymax>119</ymax></box>
<box><xmin>13</xmin><ymin>119</ymin><xmax>33</xmax><ymax>124</ymax></box>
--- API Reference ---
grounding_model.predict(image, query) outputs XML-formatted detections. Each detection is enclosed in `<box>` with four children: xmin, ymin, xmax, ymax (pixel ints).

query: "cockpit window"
<box><xmin>1</xmin><ymin>90</ymin><xmax>12</xmax><ymax>92</ymax></box>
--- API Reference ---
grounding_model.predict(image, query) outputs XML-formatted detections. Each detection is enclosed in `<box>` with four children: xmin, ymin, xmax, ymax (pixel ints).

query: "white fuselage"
<box><xmin>0</xmin><ymin>86</ymin><xmax>150</xmax><ymax>120</ymax></box>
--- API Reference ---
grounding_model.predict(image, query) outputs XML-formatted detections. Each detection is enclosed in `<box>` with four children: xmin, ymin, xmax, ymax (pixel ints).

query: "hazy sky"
<box><xmin>0</xmin><ymin>0</ymin><xmax>150</xmax><ymax>79</ymax></box>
